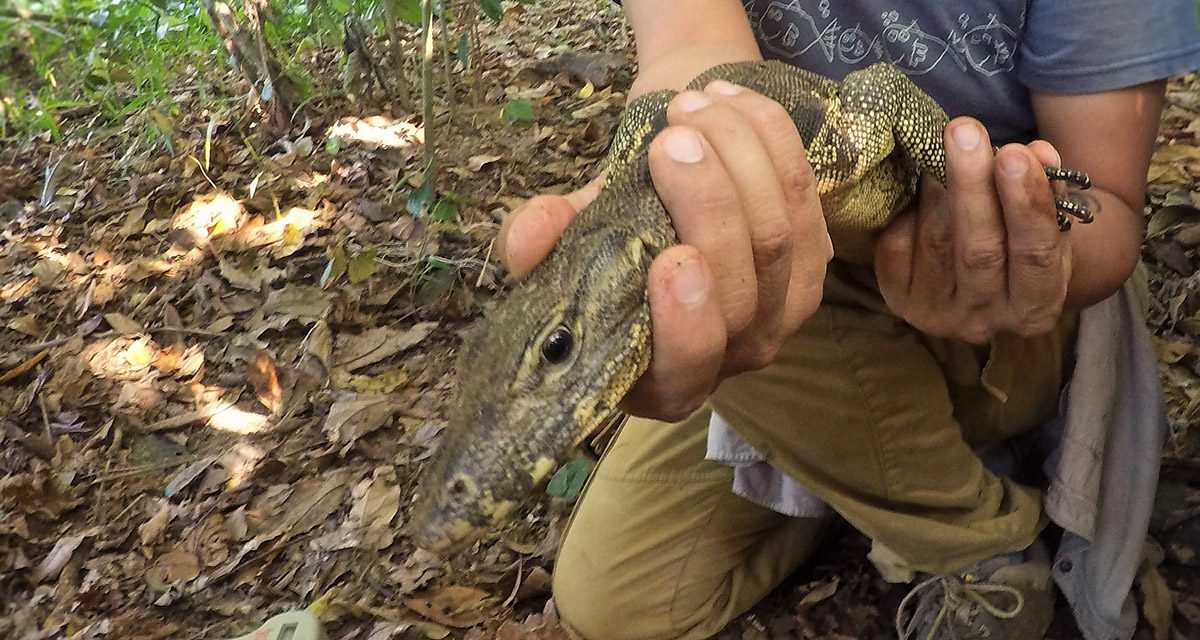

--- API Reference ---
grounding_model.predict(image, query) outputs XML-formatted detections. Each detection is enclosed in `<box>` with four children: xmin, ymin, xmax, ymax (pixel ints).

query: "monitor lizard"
<box><xmin>407</xmin><ymin>60</ymin><xmax>1092</xmax><ymax>553</ymax></box>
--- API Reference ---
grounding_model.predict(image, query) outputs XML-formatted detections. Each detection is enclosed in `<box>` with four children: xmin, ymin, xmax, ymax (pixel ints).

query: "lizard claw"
<box><xmin>1044</xmin><ymin>167</ymin><xmax>1091</xmax><ymax>190</ymax></box>
<box><xmin>1044</xmin><ymin>167</ymin><xmax>1092</xmax><ymax>231</ymax></box>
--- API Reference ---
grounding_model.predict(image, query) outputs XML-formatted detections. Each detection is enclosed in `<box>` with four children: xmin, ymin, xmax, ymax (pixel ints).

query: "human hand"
<box><xmin>874</xmin><ymin>117</ymin><xmax>1072</xmax><ymax>344</ymax></box>
<box><xmin>498</xmin><ymin>80</ymin><xmax>832</xmax><ymax>422</ymax></box>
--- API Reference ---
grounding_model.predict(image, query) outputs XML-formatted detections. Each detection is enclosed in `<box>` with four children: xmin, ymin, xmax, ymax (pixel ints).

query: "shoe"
<box><xmin>895</xmin><ymin>539</ymin><xmax>1055</xmax><ymax>640</ymax></box>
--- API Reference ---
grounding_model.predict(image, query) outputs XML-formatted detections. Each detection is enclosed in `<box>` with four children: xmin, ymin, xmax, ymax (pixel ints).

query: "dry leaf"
<box><xmin>139</xmin><ymin>500</ymin><xmax>173</xmax><ymax>546</ymax></box>
<box><xmin>34</xmin><ymin>534</ymin><xmax>85</xmax><ymax>582</ymax></box>
<box><xmin>468</xmin><ymin>154</ymin><xmax>504</xmax><ymax>171</ymax></box>
<box><xmin>104</xmin><ymin>312</ymin><xmax>145</xmax><ymax>334</ymax></box>
<box><xmin>219</xmin><ymin>256</ymin><xmax>285</xmax><ymax>291</ymax></box>
<box><xmin>7</xmin><ymin>314</ymin><xmax>39</xmax><ymax>336</ymax></box>
<box><xmin>322</xmin><ymin>394</ymin><xmax>399</xmax><ymax>444</ymax></box>
<box><xmin>145</xmin><ymin>550</ymin><xmax>201</xmax><ymax>593</ymax></box>
<box><xmin>403</xmin><ymin>586</ymin><xmax>493</xmax><ymax>628</ymax></box>
<box><xmin>248</xmin><ymin>350</ymin><xmax>282</xmax><ymax>413</ymax></box>
<box><xmin>348</xmin><ymin>468</ymin><xmax>401</xmax><ymax>550</ymax></box>
<box><xmin>798</xmin><ymin>578</ymin><xmax>840</xmax><ymax>610</ymax></box>
<box><xmin>1137</xmin><ymin>564</ymin><xmax>1173</xmax><ymax>640</ymax></box>
<box><xmin>164</xmin><ymin>456</ymin><xmax>217</xmax><ymax>499</ymax></box>
<box><xmin>334</xmin><ymin>322</ymin><xmax>436</xmax><ymax>372</ymax></box>
<box><xmin>265</xmin><ymin>286</ymin><xmax>333</xmax><ymax>321</ymax></box>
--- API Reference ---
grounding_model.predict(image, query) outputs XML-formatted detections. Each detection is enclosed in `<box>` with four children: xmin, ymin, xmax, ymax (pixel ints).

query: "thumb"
<box><xmin>497</xmin><ymin>172</ymin><xmax>606</xmax><ymax>279</ymax></box>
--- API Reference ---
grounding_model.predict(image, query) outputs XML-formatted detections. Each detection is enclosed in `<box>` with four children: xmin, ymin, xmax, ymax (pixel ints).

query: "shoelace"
<box><xmin>895</xmin><ymin>574</ymin><xmax>1025</xmax><ymax>640</ymax></box>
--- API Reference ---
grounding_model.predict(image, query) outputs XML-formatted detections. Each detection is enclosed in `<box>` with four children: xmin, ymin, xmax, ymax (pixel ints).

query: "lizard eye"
<box><xmin>541</xmin><ymin>326</ymin><xmax>574</xmax><ymax>364</ymax></box>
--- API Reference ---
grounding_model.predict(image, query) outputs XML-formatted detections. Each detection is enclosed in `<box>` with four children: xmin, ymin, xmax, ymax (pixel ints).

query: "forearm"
<box><xmin>624</xmin><ymin>0</ymin><xmax>762</xmax><ymax>99</ymax></box>
<box><xmin>1032</xmin><ymin>81</ymin><xmax>1164</xmax><ymax>310</ymax></box>
<box><xmin>1063</xmin><ymin>188</ymin><xmax>1143</xmax><ymax>309</ymax></box>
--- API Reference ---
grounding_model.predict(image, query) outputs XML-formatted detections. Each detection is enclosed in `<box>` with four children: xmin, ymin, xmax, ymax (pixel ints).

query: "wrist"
<box><xmin>629</xmin><ymin>45</ymin><xmax>762</xmax><ymax>100</ymax></box>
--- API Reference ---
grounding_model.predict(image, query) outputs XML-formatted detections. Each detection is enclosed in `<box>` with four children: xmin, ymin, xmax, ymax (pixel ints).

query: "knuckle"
<box><xmin>919</xmin><ymin>222</ymin><xmax>956</xmax><ymax>263</ymax></box>
<box><xmin>787</xmin><ymin>283</ymin><xmax>824</xmax><ymax>328</ymax></box>
<box><xmin>1013</xmin><ymin>317</ymin><xmax>1056</xmax><ymax>338</ymax></box>
<box><xmin>781</xmin><ymin>162</ymin><xmax>817</xmax><ymax>201</ymax></box>
<box><xmin>1011</xmin><ymin>238</ymin><xmax>1060</xmax><ymax>270</ymax></box>
<box><xmin>752</xmin><ymin>222</ymin><xmax>794</xmax><ymax>268</ymax></box>
<box><xmin>735</xmin><ymin>89</ymin><xmax>790</xmax><ymax>123</ymax></box>
<box><xmin>958</xmin><ymin>242</ymin><xmax>1006</xmax><ymax>273</ymax></box>
<box><xmin>736</xmin><ymin>341</ymin><xmax>781</xmax><ymax>373</ymax></box>
<box><xmin>722</xmin><ymin>288</ymin><xmax>758</xmax><ymax>335</ymax></box>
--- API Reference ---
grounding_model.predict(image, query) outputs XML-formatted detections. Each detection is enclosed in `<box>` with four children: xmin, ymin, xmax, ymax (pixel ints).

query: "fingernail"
<box><xmin>671</xmin><ymin>257</ymin><xmax>708</xmax><ymax>308</ymax></box>
<box><xmin>675</xmin><ymin>91</ymin><xmax>712</xmax><ymax>114</ymax></box>
<box><xmin>999</xmin><ymin>153</ymin><xmax>1027</xmax><ymax>178</ymax></box>
<box><xmin>952</xmin><ymin>123</ymin><xmax>980</xmax><ymax>151</ymax></box>
<box><xmin>706</xmin><ymin>80</ymin><xmax>742</xmax><ymax>96</ymax></box>
<box><xmin>662</xmin><ymin>128</ymin><xmax>705</xmax><ymax>164</ymax></box>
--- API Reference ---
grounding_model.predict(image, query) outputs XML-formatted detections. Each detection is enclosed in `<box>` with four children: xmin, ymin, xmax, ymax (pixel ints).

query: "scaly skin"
<box><xmin>407</xmin><ymin>61</ymin><xmax>1091</xmax><ymax>553</ymax></box>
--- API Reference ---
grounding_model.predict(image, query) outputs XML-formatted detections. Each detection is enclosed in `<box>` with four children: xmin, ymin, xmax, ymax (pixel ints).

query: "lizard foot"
<box><xmin>1044</xmin><ymin>167</ymin><xmax>1093</xmax><ymax>231</ymax></box>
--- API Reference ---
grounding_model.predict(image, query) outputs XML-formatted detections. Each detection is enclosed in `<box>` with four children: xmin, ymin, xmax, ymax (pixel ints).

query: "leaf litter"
<box><xmin>0</xmin><ymin>5</ymin><xmax>1196</xmax><ymax>640</ymax></box>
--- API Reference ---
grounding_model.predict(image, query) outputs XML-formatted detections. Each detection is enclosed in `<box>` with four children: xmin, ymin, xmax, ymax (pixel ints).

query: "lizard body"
<box><xmin>408</xmin><ymin>61</ymin><xmax>1090</xmax><ymax>553</ymax></box>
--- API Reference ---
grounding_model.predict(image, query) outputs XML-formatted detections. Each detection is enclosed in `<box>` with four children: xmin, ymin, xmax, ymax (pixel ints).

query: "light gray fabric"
<box><xmin>1045</xmin><ymin>263</ymin><xmax>1166</xmax><ymax>640</ymax></box>
<box><xmin>706</xmin><ymin>418</ymin><xmax>829</xmax><ymax>518</ymax></box>
<box><xmin>706</xmin><ymin>266</ymin><xmax>1167</xmax><ymax>640</ymax></box>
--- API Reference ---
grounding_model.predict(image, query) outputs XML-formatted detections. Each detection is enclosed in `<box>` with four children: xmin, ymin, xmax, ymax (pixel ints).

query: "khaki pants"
<box><xmin>553</xmin><ymin>264</ymin><xmax>1076</xmax><ymax>640</ymax></box>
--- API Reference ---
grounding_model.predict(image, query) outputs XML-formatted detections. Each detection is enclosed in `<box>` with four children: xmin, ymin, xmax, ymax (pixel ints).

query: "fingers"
<box><xmin>994</xmin><ymin>144</ymin><xmax>1069</xmax><ymax>334</ymax></box>
<box><xmin>648</xmin><ymin>122</ymin><xmax>758</xmax><ymax>332</ymax></box>
<box><xmin>621</xmin><ymin>246</ymin><xmax>726</xmax><ymax>422</ymax></box>
<box><xmin>704</xmin><ymin>80</ymin><xmax>830</xmax><ymax>347</ymax></box>
<box><xmin>944</xmin><ymin>119</ymin><xmax>1006</xmax><ymax>335</ymax></box>
<box><xmin>649</xmin><ymin>81</ymin><xmax>828</xmax><ymax>374</ymax></box>
<box><xmin>660</xmin><ymin>87</ymin><xmax>791</xmax><ymax>333</ymax></box>
<box><xmin>874</xmin><ymin>207</ymin><xmax>917</xmax><ymax>313</ymax></box>
<box><xmin>498</xmin><ymin>174</ymin><xmax>604</xmax><ymax>279</ymax></box>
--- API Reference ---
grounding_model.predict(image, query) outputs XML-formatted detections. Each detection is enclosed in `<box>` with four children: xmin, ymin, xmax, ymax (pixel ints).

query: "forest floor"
<box><xmin>1</xmin><ymin>3</ymin><xmax>1199</xmax><ymax>639</ymax></box>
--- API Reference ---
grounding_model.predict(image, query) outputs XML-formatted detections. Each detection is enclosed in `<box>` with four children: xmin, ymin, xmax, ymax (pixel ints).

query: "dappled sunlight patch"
<box><xmin>217</xmin><ymin>203</ymin><xmax>330</xmax><ymax>258</ymax></box>
<box><xmin>0</xmin><ymin>276</ymin><xmax>37</xmax><ymax>303</ymax></box>
<box><xmin>31</xmin><ymin>249</ymin><xmax>87</xmax><ymax>288</ymax></box>
<box><xmin>220</xmin><ymin>443</ymin><xmax>266</xmax><ymax>491</ymax></box>
<box><xmin>168</xmin><ymin>191</ymin><xmax>246</xmax><ymax>249</ymax></box>
<box><xmin>328</xmin><ymin>114</ymin><xmax>422</xmax><ymax>150</ymax></box>
<box><xmin>290</xmin><ymin>171</ymin><xmax>330</xmax><ymax>190</ymax></box>
<box><xmin>205</xmin><ymin>403</ymin><xmax>272</xmax><ymax>435</ymax></box>
<box><xmin>80</xmin><ymin>332</ymin><xmax>202</xmax><ymax>378</ymax></box>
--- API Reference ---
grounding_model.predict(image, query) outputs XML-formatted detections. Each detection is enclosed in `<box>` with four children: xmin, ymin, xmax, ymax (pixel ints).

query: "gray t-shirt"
<box><xmin>742</xmin><ymin>0</ymin><xmax>1200</xmax><ymax>143</ymax></box>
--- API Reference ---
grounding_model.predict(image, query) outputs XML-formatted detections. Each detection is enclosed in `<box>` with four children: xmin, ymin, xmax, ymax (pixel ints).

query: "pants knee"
<box><xmin>552</xmin><ymin>550</ymin><xmax>655</xmax><ymax>640</ymax></box>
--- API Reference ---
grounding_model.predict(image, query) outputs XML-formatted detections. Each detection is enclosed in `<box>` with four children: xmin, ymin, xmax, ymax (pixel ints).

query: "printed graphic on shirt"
<box><xmin>744</xmin><ymin>0</ymin><xmax>1024</xmax><ymax>77</ymax></box>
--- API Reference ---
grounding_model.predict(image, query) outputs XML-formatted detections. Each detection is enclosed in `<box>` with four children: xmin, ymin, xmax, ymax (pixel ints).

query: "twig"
<box><xmin>438</xmin><ymin>0</ymin><xmax>456</xmax><ymax>120</ymax></box>
<box><xmin>421</xmin><ymin>0</ymin><xmax>438</xmax><ymax>188</ymax></box>
<box><xmin>0</xmin><ymin>350</ymin><xmax>48</xmax><ymax>383</ymax></box>
<box><xmin>38</xmin><ymin>394</ymin><xmax>53</xmax><ymax>445</ymax></box>
<box><xmin>83</xmin><ymin>456</ymin><xmax>195</xmax><ymax>482</ymax></box>
<box><xmin>475</xmin><ymin>238</ymin><xmax>494</xmax><ymax>288</ymax></box>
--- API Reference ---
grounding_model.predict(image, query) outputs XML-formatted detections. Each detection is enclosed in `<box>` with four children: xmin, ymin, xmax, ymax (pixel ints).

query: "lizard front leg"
<box><xmin>841</xmin><ymin>63</ymin><xmax>1092</xmax><ymax>231</ymax></box>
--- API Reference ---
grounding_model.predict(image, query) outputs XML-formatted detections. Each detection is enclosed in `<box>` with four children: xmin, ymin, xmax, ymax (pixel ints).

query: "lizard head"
<box><xmin>408</xmin><ymin>191</ymin><xmax>661</xmax><ymax>554</ymax></box>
